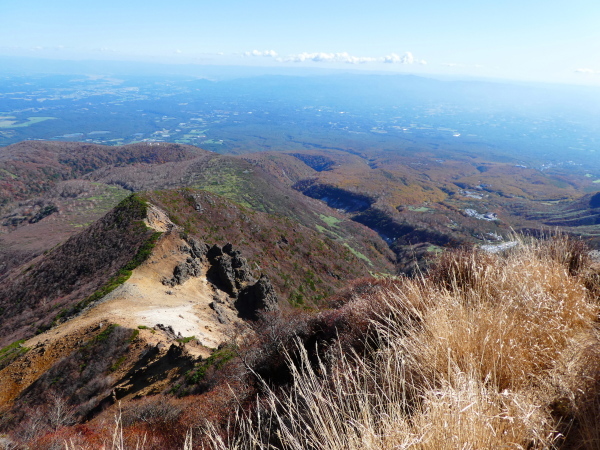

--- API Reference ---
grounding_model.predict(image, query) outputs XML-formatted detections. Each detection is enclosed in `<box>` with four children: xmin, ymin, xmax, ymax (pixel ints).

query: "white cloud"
<box><xmin>174</xmin><ymin>49</ymin><xmax>182</xmax><ymax>54</ymax></box>
<box><xmin>278</xmin><ymin>51</ymin><xmax>378</xmax><ymax>64</ymax></box>
<box><xmin>244</xmin><ymin>49</ymin><xmax>278</xmax><ymax>57</ymax></box>
<box><xmin>575</xmin><ymin>68</ymin><xmax>600</xmax><ymax>74</ymax></box>
<box><xmin>267</xmin><ymin>50</ymin><xmax>424</xmax><ymax>65</ymax></box>
<box><xmin>383</xmin><ymin>52</ymin><xmax>427</xmax><ymax>65</ymax></box>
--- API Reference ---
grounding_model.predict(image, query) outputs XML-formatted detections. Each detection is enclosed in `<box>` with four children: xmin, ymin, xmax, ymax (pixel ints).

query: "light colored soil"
<box><xmin>0</xmin><ymin>204</ymin><xmax>244</xmax><ymax>406</ymax></box>
<box><xmin>27</xmin><ymin>205</ymin><xmax>242</xmax><ymax>352</ymax></box>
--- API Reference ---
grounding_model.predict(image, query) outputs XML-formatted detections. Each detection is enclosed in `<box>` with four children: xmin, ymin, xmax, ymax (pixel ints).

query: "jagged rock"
<box><xmin>206</xmin><ymin>244</ymin><xmax>223</xmax><ymax>261</ymax></box>
<box><xmin>230</xmin><ymin>250</ymin><xmax>255</xmax><ymax>287</ymax></box>
<box><xmin>162</xmin><ymin>257</ymin><xmax>201</xmax><ymax>287</ymax></box>
<box><xmin>154</xmin><ymin>324</ymin><xmax>178</xmax><ymax>340</ymax></box>
<box><xmin>212</xmin><ymin>254</ymin><xmax>237</xmax><ymax>295</ymax></box>
<box><xmin>211</xmin><ymin>291</ymin><xmax>228</xmax><ymax>305</ymax></box>
<box><xmin>188</xmin><ymin>237</ymin><xmax>208</xmax><ymax>259</ymax></box>
<box><xmin>180</xmin><ymin>241</ymin><xmax>279</xmax><ymax>321</ymax></box>
<box><xmin>235</xmin><ymin>274</ymin><xmax>279</xmax><ymax>320</ymax></box>
<box><xmin>209</xmin><ymin>301</ymin><xmax>230</xmax><ymax>324</ymax></box>
<box><xmin>207</xmin><ymin>243</ymin><xmax>257</xmax><ymax>295</ymax></box>
<box><xmin>234</xmin><ymin>267</ymin><xmax>255</xmax><ymax>289</ymax></box>
<box><xmin>162</xmin><ymin>235</ymin><xmax>209</xmax><ymax>287</ymax></box>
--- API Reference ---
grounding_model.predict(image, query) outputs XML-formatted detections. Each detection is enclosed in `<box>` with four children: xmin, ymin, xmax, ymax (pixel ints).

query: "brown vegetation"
<box><xmin>0</xmin><ymin>194</ymin><xmax>159</xmax><ymax>347</ymax></box>
<box><xmin>143</xmin><ymin>189</ymin><xmax>391</xmax><ymax>303</ymax></box>
<box><xmin>0</xmin><ymin>140</ymin><xmax>207</xmax><ymax>205</ymax></box>
<box><xmin>3</xmin><ymin>139</ymin><xmax>600</xmax><ymax>448</ymax></box>
<box><xmin>4</xmin><ymin>233</ymin><xmax>600</xmax><ymax>449</ymax></box>
<box><xmin>205</xmin><ymin>235</ymin><xmax>600</xmax><ymax>449</ymax></box>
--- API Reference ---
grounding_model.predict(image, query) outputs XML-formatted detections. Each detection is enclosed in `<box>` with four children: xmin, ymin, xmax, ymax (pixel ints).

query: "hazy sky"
<box><xmin>2</xmin><ymin>0</ymin><xmax>600</xmax><ymax>85</ymax></box>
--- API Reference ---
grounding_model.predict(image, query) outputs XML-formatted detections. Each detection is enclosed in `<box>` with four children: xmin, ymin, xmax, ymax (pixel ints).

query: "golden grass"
<box><xmin>207</xmin><ymin>236</ymin><xmax>600</xmax><ymax>449</ymax></box>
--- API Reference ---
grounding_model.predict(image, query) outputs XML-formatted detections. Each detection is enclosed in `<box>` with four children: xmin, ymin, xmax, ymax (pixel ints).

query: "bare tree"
<box><xmin>47</xmin><ymin>392</ymin><xmax>76</xmax><ymax>431</ymax></box>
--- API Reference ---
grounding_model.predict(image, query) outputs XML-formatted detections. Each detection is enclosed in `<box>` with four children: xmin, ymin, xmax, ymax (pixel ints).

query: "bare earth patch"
<box><xmin>27</xmin><ymin>205</ymin><xmax>244</xmax><ymax>354</ymax></box>
<box><xmin>0</xmin><ymin>205</ymin><xmax>244</xmax><ymax>406</ymax></box>
<box><xmin>27</xmin><ymin>232</ymin><xmax>240</xmax><ymax>353</ymax></box>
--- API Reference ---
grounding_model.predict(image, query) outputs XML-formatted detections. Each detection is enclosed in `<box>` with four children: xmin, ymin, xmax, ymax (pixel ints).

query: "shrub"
<box><xmin>206</xmin><ymin>237</ymin><xmax>600</xmax><ymax>449</ymax></box>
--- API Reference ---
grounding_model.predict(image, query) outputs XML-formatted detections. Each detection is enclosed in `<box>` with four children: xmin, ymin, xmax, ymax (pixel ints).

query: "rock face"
<box><xmin>207</xmin><ymin>243</ymin><xmax>256</xmax><ymax>296</ymax></box>
<box><xmin>162</xmin><ymin>237</ymin><xmax>208</xmax><ymax>287</ymax></box>
<box><xmin>235</xmin><ymin>275</ymin><xmax>279</xmax><ymax>320</ymax></box>
<box><xmin>164</xmin><ymin>235</ymin><xmax>279</xmax><ymax>320</ymax></box>
<box><xmin>163</xmin><ymin>258</ymin><xmax>201</xmax><ymax>287</ymax></box>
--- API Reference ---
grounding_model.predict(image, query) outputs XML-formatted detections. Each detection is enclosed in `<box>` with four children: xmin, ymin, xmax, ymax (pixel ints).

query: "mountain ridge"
<box><xmin>1</xmin><ymin>140</ymin><xmax>600</xmax><ymax>447</ymax></box>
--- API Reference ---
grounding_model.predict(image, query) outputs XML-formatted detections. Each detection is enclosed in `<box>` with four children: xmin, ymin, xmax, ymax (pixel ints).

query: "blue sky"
<box><xmin>2</xmin><ymin>0</ymin><xmax>600</xmax><ymax>85</ymax></box>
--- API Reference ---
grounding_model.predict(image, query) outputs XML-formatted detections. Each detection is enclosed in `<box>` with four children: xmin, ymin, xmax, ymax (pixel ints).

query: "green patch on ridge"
<box><xmin>319</xmin><ymin>214</ymin><xmax>342</xmax><ymax>228</ymax></box>
<box><xmin>343</xmin><ymin>243</ymin><xmax>373</xmax><ymax>266</ymax></box>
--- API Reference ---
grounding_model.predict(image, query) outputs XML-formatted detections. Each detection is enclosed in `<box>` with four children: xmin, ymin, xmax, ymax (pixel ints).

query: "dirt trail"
<box><xmin>0</xmin><ymin>204</ymin><xmax>243</xmax><ymax>406</ymax></box>
<box><xmin>26</xmin><ymin>204</ymin><xmax>241</xmax><ymax>353</ymax></box>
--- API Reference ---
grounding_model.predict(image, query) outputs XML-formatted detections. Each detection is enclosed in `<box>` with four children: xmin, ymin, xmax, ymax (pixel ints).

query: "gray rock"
<box><xmin>213</xmin><ymin>255</ymin><xmax>237</xmax><ymax>295</ymax></box>
<box><xmin>235</xmin><ymin>274</ymin><xmax>279</xmax><ymax>320</ymax></box>
<box><xmin>188</xmin><ymin>237</ymin><xmax>208</xmax><ymax>259</ymax></box>
<box><xmin>222</xmin><ymin>243</ymin><xmax>235</xmax><ymax>255</ymax></box>
<box><xmin>209</xmin><ymin>301</ymin><xmax>230</xmax><ymax>324</ymax></box>
<box><xmin>154</xmin><ymin>324</ymin><xmax>178</xmax><ymax>340</ymax></box>
<box><xmin>162</xmin><ymin>257</ymin><xmax>201</xmax><ymax>287</ymax></box>
<box><xmin>206</xmin><ymin>244</ymin><xmax>224</xmax><ymax>261</ymax></box>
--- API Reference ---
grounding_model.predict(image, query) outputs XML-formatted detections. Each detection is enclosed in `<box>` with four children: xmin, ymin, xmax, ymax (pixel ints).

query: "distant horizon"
<box><xmin>3</xmin><ymin>0</ymin><xmax>600</xmax><ymax>87</ymax></box>
<box><xmin>2</xmin><ymin>63</ymin><xmax>599</xmax><ymax>171</ymax></box>
<box><xmin>3</xmin><ymin>55</ymin><xmax>600</xmax><ymax>91</ymax></box>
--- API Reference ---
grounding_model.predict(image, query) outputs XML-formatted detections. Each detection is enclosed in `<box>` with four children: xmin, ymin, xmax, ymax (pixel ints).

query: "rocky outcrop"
<box><xmin>162</xmin><ymin>237</ymin><xmax>208</xmax><ymax>287</ymax></box>
<box><xmin>164</xmin><ymin>235</ymin><xmax>279</xmax><ymax>320</ymax></box>
<box><xmin>206</xmin><ymin>243</ymin><xmax>256</xmax><ymax>296</ymax></box>
<box><xmin>235</xmin><ymin>275</ymin><xmax>279</xmax><ymax>320</ymax></box>
<box><xmin>207</xmin><ymin>243</ymin><xmax>279</xmax><ymax>319</ymax></box>
<box><xmin>162</xmin><ymin>258</ymin><xmax>202</xmax><ymax>287</ymax></box>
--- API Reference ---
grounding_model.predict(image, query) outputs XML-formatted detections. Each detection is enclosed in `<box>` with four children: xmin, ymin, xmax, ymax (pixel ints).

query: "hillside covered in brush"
<box><xmin>0</xmin><ymin>179</ymin><xmax>385</xmax><ymax>443</ymax></box>
<box><xmin>2</xmin><ymin>140</ymin><xmax>600</xmax><ymax>281</ymax></box>
<box><xmin>3</xmin><ymin>235</ymin><xmax>600</xmax><ymax>449</ymax></box>
<box><xmin>2</xmin><ymin>139</ymin><xmax>600</xmax><ymax>448</ymax></box>
<box><xmin>201</xmin><ymin>235</ymin><xmax>600</xmax><ymax>450</ymax></box>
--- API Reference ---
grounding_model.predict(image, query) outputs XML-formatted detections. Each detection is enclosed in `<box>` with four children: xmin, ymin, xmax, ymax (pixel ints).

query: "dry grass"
<box><xmin>207</xmin><ymin>235</ymin><xmax>600</xmax><ymax>449</ymax></box>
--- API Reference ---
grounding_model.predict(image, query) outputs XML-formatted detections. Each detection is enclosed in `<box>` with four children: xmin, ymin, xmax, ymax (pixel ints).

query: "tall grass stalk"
<box><xmin>208</xmin><ymin>236</ymin><xmax>600</xmax><ymax>449</ymax></box>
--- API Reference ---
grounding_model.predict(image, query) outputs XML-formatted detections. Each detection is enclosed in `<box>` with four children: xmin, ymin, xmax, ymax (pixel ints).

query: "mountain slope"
<box><xmin>0</xmin><ymin>194</ymin><xmax>159</xmax><ymax>347</ymax></box>
<box><xmin>0</xmin><ymin>140</ymin><xmax>209</xmax><ymax>205</ymax></box>
<box><xmin>0</xmin><ymin>184</ymin><xmax>385</xmax><ymax>431</ymax></box>
<box><xmin>0</xmin><ymin>141</ymin><xmax>394</xmax><ymax>280</ymax></box>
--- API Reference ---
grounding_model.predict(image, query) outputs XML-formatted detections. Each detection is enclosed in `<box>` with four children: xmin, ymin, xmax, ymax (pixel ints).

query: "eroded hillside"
<box><xmin>0</xmin><ymin>183</ymin><xmax>386</xmax><ymax>439</ymax></box>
